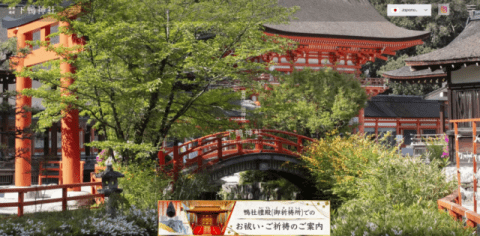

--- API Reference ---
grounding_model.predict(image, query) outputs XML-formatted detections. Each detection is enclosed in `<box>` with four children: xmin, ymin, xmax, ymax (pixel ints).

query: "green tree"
<box><xmin>378</xmin><ymin>45</ymin><xmax>439</xmax><ymax>95</ymax></box>
<box><xmin>5</xmin><ymin>0</ymin><xmax>297</xmax><ymax>163</ymax></box>
<box><xmin>0</xmin><ymin>38</ymin><xmax>17</xmax><ymax>161</ymax></box>
<box><xmin>370</xmin><ymin>0</ymin><xmax>475</xmax><ymax>50</ymax></box>
<box><xmin>364</xmin><ymin>0</ymin><xmax>480</xmax><ymax>81</ymax></box>
<box><xmin>386</xmin><ymin>82</ymin><xmax>440</xmax><ymax>96</ymax></box>
<box><xmin>252</xmin><ymin>68</ymin><xmax>367</xmax><ymax>138</ymax></box>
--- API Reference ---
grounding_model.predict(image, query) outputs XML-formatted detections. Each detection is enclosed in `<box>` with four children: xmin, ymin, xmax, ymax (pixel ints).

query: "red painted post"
<box><xmin>62</xmin><ymin>187</ymin><xmax>67</xmax><ymax>211</ymax></box>
<box><xmin>297</xmin><ymin>137</ymin><xmax>302</xmax><ymax>153</ymax></box>
<box><xmin>80</xmin><ymin>161</ymin><xmax>85</xmax><ymax>183</ymax></box>
<box><xmin>158</xmin><ymin>151</ymin><xmax>165</xmax><ymax>166</ymax></box>
<box><xmin>396</xmin><ymin>118</ymin><xmax>400</xmax><ymax>136</ymax></box>
<box><xmin>39</xmin><ymin>162</ymin><xmax>43</xmax><ymax>185</ymax></box>
<box><xmin>256</xmin><ymin>136</ymin><xmax>263</xmax><ymax>151</ymax></box>
<box><xmin>197</xmin><ymin>139</ymin><xmax>203</xmax><ymax>170</ymax></box>
<box><xmin>467</xmin><ymin>219</ymin><xmax>476</xmax><ymax>228</ymax></box>
<box><xmin>454</xmin><ymin>122</ymin><xmax>462</xmax><ymax>206</ymax></box>
<box><xmin>217</xmin><ymin>137</ymin><xmax>223</xmax><ymax>160</ymax></box>
<box><xmin>59</xmin><ymin>162</ymin><xmax>63</xmax><ymax>185</ymax></box>
<box><xmin>416</xmin><ymin>119</ymin><xmax>420</xmax><ymax>136</ymax></box>
<box><xmin>173</xmin><ymin>139</ymin><xmax>179</xmax><ymax>182</ymax></box>
<box><xmin>18</xmin><ymin>191</ymin><xmax>24</xmax><ymax>216</ymax></box>
<box><xmin>274</xmin><ymin>137</ymin><xmax>279</xmax><ymax>152</ymax></box>
<box><xmin>60</xmin><ymin>21</ymin><xmax>81</xmax><ymax>191</ymax></box>
<box><xmin>358</xmin><ymin>108</ymin><xmax>364</xmax><ymax>133</ymax></box>
<box><xmin>236</xmin><ymin>135</ymin><xmax>242</xmax><ymax>154</ymax></box>
<box><xmin>90</xmin><ymin>173</ymin><xmax>96</xmax><ymax>195</ymax></box>
<box><xmin>278</xmin><ymin>138</ymin><xmax>283</xmax><ymax>153</ymax></box>
<box><xmin>15</xmin><ymin>31</ymin><xmax>32</xmax><ymax>187</ymax></box>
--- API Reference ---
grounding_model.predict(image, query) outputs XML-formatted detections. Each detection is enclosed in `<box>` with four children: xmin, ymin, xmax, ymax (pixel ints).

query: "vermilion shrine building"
<box><xmin>0</xmin><ymin>0</ymin><xmax>434</xmax><ymax>187</ymax></box>
<box><xmin>252</xmin><ymin>0</ymin><xmax>429</xmax><ymax>133</ymax></box>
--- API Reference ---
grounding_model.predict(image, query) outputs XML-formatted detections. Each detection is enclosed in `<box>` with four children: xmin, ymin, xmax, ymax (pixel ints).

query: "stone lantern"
<box><xmin>95</xmin><ymin>157</ymin><xmax>124</xmax><ymax>216</ymax></box>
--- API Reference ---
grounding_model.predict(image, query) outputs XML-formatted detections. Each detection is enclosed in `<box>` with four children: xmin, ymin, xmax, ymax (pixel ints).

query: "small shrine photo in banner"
<box><xmin>158</xmin><ymin>200</ymin><xmax>330</xmax><ymax>236</ymax></box>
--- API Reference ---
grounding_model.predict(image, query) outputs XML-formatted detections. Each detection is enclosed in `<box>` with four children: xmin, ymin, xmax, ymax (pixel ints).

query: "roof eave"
<box><xmin>406</xmin><ymin>58</ymin><xmax>480</xmax><ymax>67</ymax></box>
<box><xmin>263</xmin><ymin>26</ymin><xmax>430</xmax><ymax>42</ymax></box>
<box><xmin>382</xmin><ymin>73</ymin><xmax>446</xmax><ymax>80</ymax></box>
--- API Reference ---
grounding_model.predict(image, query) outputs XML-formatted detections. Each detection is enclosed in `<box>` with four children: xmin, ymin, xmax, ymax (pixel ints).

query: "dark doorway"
<box><xmin>403</xmin><ymin>130</ymin><xmax>417</xmax><ymax>145</ymax></box>
<box><xmin>422</xmin><ymin>129</ymin><xmax>436</xmax><ymax>135</ymax></box>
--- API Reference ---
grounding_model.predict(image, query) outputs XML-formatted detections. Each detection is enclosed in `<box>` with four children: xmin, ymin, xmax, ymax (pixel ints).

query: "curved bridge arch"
<box><xmin>206</xmin><ymin>153</ymin><xmax>305</xmax><ymax>181</ymax></box>
<box><xmin>157</xmin><ymin>129</ymin><xmax>318</xmax><ymax>198</ymax></box>
<box><xmin>203</xmin><ymin>152</ymin><xmax>318</xmax><ymax>199</ymax></box>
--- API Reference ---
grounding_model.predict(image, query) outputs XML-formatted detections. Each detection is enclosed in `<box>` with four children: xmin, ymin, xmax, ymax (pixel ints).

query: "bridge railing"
<box><xmin>0</xmin><ymin>182</ymin><xmax>104</xmax><ymax>217</ymax></box>
<box><xmin>438</xmin><ymin>192</ymin><xmax>480</xmax><ymax>229</ymax></box>
<box><xmin>157</xmin><ymin>129</ymin><xmax>315</xmax><ymax>181</ymax></box>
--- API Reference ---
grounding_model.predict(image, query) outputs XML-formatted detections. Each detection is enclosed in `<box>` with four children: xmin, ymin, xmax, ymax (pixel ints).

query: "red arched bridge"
<box><xmin>158</xmin><ymin>129</ymin><xmax>315</xmax><ymax>186</ymax></box>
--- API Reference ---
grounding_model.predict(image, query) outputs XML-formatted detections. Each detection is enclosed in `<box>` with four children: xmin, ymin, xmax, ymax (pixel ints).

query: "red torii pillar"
<box><xmin>10</xmin><ymin>18</ymin><xmax>81</xmax><ymax>189</ymax></box>
<box><xmin>358</xmin><ymin>108</ymin><xmax>365</xmax><ymax>133</ymax></box>
<box><xmin>14</xmin><ymin>32</ymin><xmax>32</xmax><ymax>186</ymax></box>
<box><xmin>59</xmin><ymin>21</ymin><xmax>81</xmax><ymax>191</ymax></box>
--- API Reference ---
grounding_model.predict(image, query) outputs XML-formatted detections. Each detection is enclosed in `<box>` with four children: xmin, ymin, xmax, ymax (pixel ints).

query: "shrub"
<box><xmin>422</xmin><ymin>134</ymin><xmax>450</xmax><ymax>169</ymax></box>
<box><xmin>357</xmin><ymin>155</ymin><xmax>455</xmax><ymax>206</ymax></box>
<box><xmin>301</xmin><ymin>132</ymin><xmax>469</xmax><ymax>235</ymax></box>
<box><xmin>301</xmin><ymin>131</ymin><xmax>397</xmax><ymax>207</ymax></box>
<box><xmin>167</xmin><ymin>171</ymin><xmax>221</xmax><ymax>200</ymax></box>
<box><xmin>118</xmin><ymin>160</ymin><xmax>219</xmax><ymax>208</ymax></box>
<box><xmin>238</xmin><ymin>170</ymin><xmax>300</xmax><ymax>200</ymax></box>
<box><xmin>0</xmin><ymin>206</ymin><xmax>158</xmax><ymax>235</ymax></box>
<box><xmin>332</xmin><ymin>155</ymin><xmax>465</xmax><ymax>235</ymax></box>
<box><xmin>117</xmin><ymin>160</ymin><xmax>171</xmax><ymax>210</ymax></box>
<box><xmin>332</xmin><ymin>201</ymin><xmax>474</xmax><ymax>236</ymax></box>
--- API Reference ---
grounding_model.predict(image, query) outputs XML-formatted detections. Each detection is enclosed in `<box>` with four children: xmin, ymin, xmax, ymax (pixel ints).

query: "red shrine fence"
<box><xmin>438</xmin><ymin>118</ymin><xmax>480</xmax><ymax>229</ymax></box>
<box><xmin>0</xmin><ymin>182</ymin><xmax>104</xmax><ymax>217</ymax></box>
<box><xmin>157</xmin><ymin>129</ymin><xmax>315</xmax><ymax>181</ymax></box>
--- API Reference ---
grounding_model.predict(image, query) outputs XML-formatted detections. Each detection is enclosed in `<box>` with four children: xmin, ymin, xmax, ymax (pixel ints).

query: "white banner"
<box><xmin>225</xmin><ymin>201</ymin><xmax>330</xmax><ymax>235</ymax></box>
<box><xmin>158</xmin><ymin>200</ymin><xmax>330</xmax><ymax>236</ymax></box>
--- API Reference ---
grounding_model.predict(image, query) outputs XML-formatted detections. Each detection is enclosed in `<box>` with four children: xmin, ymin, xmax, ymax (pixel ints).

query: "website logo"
<box><xmin>438</xmin><ymin>3</ymin><xmax>450</xmax><ymax>15</ymax></box>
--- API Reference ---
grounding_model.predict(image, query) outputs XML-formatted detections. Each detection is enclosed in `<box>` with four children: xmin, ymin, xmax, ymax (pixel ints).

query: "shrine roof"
<box><xmin>365</xmin><ymin>95</ymin><xmax>440</xmax><ymax>118</ymax></box>
<box><xmin>406</xmin><ymin>20</ymin><xmax>480</xmax><ymax>66</ymax></box>
<box><xmin>264</xmin><ymin>0</ymin><xmax>430</xmax><ymax>41</ymax></box>
<box><xmin>382</xmin><ymin>66</ymin><xmax>446</xmax><ymax>79</ymax></box>
<box><xmin>424</xmin><ymin>86</ymin><xmax>448</xmax><ymax>102</ymax></box>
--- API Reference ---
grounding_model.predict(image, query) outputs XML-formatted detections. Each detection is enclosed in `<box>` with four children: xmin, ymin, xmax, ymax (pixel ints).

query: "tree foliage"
<box><xmin>252</xmin><ymin>68</ymin><xmax>367</xmax><ymax>138</ymax></box>
<box><xmin>301</xmin><ymin>132</ymin><xmax>395</xmax><ymax>208</ymax></box>
<box><xmin>331</xmin><ymin>150</ymin><xmax>462</xmax><ymax>236</ymax></box>
<box><xmin>238</xmin><ymin>170</ymin><xmax>300</xmax><ymax>200</ymax></box>
<box><xmin>0</xmin><ymin>38</ymin><xmax>18</xmax><ymax>161</ymax></box>
<box><xmin>301</xmin><ymin>132</ymin><xmax>467</xmax><ymax>235</ymax></box>
<box><xmin>4</xmin><ymin>0</ymin><xmax>297</xmax><ymax>163</ymax></box>
<box><xmin>386</xmin><ymin>82</ymin><xmax>440</xmax><ymax>96</ymax></box>
<box><xmin>364</xmin><ymin>0</ymin><xmax>480</xmax><ymax>86</ymax></box>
